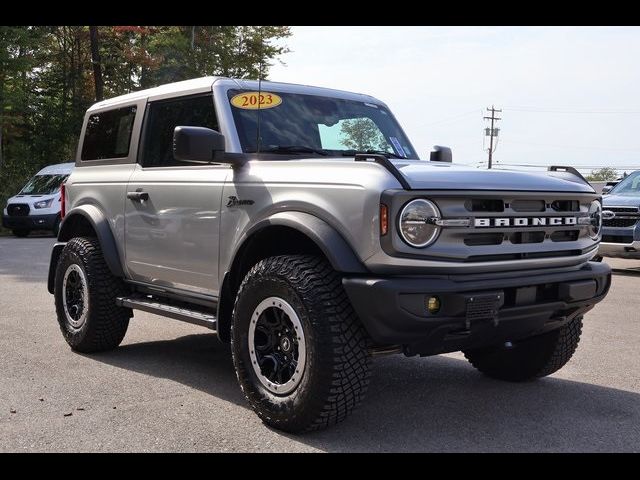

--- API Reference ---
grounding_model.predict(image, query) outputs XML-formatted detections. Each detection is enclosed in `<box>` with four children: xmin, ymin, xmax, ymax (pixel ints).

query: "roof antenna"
<box><xmin>255</xmin><ymin>31</ymin><xmax>264</xmax><ymax>154</ymax></box>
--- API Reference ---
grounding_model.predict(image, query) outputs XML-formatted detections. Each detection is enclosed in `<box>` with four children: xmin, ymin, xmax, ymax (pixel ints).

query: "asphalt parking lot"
<box><xmin>1</xmin><ymin>235</ymin><xmax>639</xmax><ymax>452</ymax></box>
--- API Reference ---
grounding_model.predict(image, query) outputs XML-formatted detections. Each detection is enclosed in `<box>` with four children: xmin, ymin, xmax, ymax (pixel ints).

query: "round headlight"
<box><xmin>587</xmin><ymin>200</ymin><xmax>602</xmax><ymax>240</ymax></box>
<box><xmin>399</xmin><ymin>199</ymin><xmax>440</xmax><ymax>248</ymax></box>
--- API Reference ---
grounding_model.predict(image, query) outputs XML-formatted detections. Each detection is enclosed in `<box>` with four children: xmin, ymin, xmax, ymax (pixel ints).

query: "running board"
<box><xmin>116</xmin><ymin>294</ymin><xmax>217</xmax><ymax>330</ymax></box>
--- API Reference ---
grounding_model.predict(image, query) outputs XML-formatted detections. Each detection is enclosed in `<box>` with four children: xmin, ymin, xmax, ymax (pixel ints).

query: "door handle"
<box><xmin>127</xmin><ymin>191</ymin><xmax>149</xmax><ymax>202</ymax></box>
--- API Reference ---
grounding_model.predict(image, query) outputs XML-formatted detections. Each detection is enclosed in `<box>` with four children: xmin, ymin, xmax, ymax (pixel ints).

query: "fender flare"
<box><xmin>57</xmin><ymin>205</ymin><xmax>124</xmax><ymax>278</ymax></box>
<box><xmin>216</xmin><ymin>211</ymin><xmax>366</xmax><ymax>342</ymax></box>
<box><xmin>233</xmin><ymin>211</ymin><xmax>367</xmax><ymax>274</ymax></box>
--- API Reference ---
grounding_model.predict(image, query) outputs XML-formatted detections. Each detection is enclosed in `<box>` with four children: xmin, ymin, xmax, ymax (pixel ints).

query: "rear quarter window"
<box><xmin>81</xmin><ymin>106</ymin><xmax>137</xmax><ymax>161</ymax></box>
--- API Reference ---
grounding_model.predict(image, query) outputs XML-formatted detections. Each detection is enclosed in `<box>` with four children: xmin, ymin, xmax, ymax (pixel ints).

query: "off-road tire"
<box><xmin>463</xmin><ymin>315</ymin><xmax>583</xmax><ymax>382</ymax></box>
<box><xmin>12</xmin><ymin>229</ymin><xmax>30</xmax><ymax>237</ymax></box>
<box><xmin>231</xmin><ymin>255</ymin><xmax>371</xmax><ymax>433</ymax></box>
<box><xmin>54</xmin><ymin>236</ymin><xmax>130</xmax><ymax>353</ymax></box>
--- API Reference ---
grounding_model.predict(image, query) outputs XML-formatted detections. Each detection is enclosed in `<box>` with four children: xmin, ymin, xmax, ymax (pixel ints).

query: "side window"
<box><xmin>141</xmin><ymin>94</ymin><xmax>219</xmax><ymax>168</ymax></box>
<box><xmin>81</xmin><ymin>106</ymin><xmax>137</xmax><ymax>160</ymax></box>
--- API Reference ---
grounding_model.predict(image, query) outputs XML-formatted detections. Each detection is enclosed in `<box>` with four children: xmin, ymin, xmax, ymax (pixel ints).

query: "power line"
<box><xmin>503</xmin><ymin>106</ymin><xmax>640</xmax><ymax>114</ymax></box>
<box><xmin>483</xmin><ymin>106</ymin><xmax>501</xmax><ymax>169</ymax></box>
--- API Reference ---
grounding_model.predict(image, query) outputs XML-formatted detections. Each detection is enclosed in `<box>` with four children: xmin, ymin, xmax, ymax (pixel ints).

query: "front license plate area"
<box><xmin>465</xmin><ymin>292</ymin><xmax>504</xmax><ymax>328</ymax></box>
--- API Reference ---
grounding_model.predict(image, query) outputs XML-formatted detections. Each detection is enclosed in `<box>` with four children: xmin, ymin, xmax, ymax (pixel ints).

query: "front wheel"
<box><xmin>463</xmin><ymin>315</ymin><xmax>583</xmax><ymax>382</ymax></box>
<box><xmin>231</xmin><ymin>255</ymin><xmax>371</xmax><ymax>433</ymax></box>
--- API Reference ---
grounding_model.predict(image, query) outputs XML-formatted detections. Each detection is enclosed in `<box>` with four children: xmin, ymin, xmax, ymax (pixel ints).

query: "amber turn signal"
<box><xmin>380</xmin><ymin>204</ymin><xmax>389</xmax><ymax>236</ymax></box>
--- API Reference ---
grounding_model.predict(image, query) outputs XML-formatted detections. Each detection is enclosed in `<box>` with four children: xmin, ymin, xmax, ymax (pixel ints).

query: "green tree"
<box><xmin>586</xmin><ymin>167</ymin><xmax>619</xmax><ymax>182</ymax></box>
<box><xmin>339</xmin><ymin>118</ymin><xmax>389</xmax><ymax>151</ymax></box>
<box><xmin>0</xmin><ymin>25</ymin><xmax>292</xmax><ymax>234</ymax></box>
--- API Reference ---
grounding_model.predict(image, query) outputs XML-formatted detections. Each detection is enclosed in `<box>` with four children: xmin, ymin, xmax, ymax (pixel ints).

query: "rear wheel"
<box><xmin>231</xmin><ymin>255</ymin><xmax>371</xmax><ymax>433</ymax></box>
<box><xmin>463</xmin><ymin>316</ymin><xmax>583</xmax><ymax>382</ymax></box>
<box><xmin>54</xmin><ymin>237</ymin><xmax>131</xmax><ymax>353</ymax></box>
<box><xmin>12</xmin><ymin>229</ymin><xmax>30</xmax><ymax>237</ymax></box>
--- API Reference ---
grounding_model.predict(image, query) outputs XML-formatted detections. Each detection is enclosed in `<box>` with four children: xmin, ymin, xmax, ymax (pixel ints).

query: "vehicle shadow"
<box><xmin>90</xmin><ymin>332</ymin><xmax>640</xmax><ymax>452</ymax></box>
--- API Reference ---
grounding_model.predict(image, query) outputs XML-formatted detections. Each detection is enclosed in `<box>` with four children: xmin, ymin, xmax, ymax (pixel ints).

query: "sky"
<box><xmin>269</xmin><ymin>26</ymin><xmax>640</xmax><ymax>174</ymax></box>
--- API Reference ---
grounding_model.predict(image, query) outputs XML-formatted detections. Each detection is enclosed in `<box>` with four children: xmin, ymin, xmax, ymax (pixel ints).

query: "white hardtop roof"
<box><xmin>36</xmin><ymin>162</ymin><xmax>75</xmax><ymax>175</ymax></box>
<box><xmin>87</xmin><ymin>76</ymin><xmax>383</xmax><ymax>112</ymax></box>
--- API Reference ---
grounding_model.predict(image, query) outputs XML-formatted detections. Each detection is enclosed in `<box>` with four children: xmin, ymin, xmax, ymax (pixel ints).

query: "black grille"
<box><xmin>551</xmin><ymin>200</ymin><xmax>580</xmax><ymax>212</ymax></box>
<box><xmin>603</xmin><ymin>218</ymin><xmax>639</xmax><ymax>228</ymax></box>
<box><xmin>510</xmin><ymin>231</ymin><xmax>545</xmax><ymax>244</ymax></box>
<box><xmin>602</xmin><ymin>234</ymin><xmax>633</xmax><ymax>244</ymax></box>
<box><xmin>465</xmin><ymin>199</ymin><xmax>504</xmax><ymax>212</ymax></box>
<box><xmin>607</xmin><ymin>207</ymin><xmax>639</xmax><ymax>213</ymax></box>
<box><xmin>7</xmin><ymin>204</ymin><xmax>29</xmax><ymax>216</ymax></box>
<box><xmin>551</xmin><ymin>230</ymin><xmax>580</xmax><ymax>242</ymax></box>
<box><xmin>511</xmin><ymin>199</ymin><xmax>545</xmax><ymax>212</ymax></box>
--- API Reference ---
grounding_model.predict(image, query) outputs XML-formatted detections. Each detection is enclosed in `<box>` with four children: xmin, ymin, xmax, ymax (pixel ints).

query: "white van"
<box><xmin>2</xmin><ymin>162</ymin><xmax>74</xmax><ymax>237</ymax></box>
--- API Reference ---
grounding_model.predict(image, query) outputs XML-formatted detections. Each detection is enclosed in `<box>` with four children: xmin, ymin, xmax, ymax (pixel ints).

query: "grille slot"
<box><xmin>466</xmin><ymin>250</ymin><xmax>582</xmax><ymax>262</ymax></box>
<box><xmin>511</xmin><ymin>199</ymin><xmax>545</xmax><ymax>212</ymax></box>
<box><xmin>551</xmin><ymin>200</ymin><xmax>580</xmax><ymax>212</ymax></box>
<box><xmin>465</xmin><ymin>199</ymin><xmax>504</xmax><ymax>212</ymax></box>
<box><xmin>464</xmin><ymin>233</ymin><xmax>504</xmax><ymax>246</ymax></box>
<box><xmin>603</xmin><ymin>218</ymin><xmax>639</xmax><ymax>228</ymax></box>
<box><xmin>510</xmin><ymin>231</ymin><xmax>545</xmax><ymax>244</ymax></box>
<box><xmin>607</xmin><ymin>207</ymin><xmax>639</xmax><ymax>213</ymax></box>
<box><xmin>7</xmin><ymin>204</ymin><xmax>30</xmax><ymax>216</ymax></box>
<box><xmin>602</xmin><ymin>234</ymin><xmax>633</xmax><ymax>244</ymax></box>
<box><xmin>550</xmin><ymin>230</ymin><xmax>580</xmax><ymax>242</ymax></box>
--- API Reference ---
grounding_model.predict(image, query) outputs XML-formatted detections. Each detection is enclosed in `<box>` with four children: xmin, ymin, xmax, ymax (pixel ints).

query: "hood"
<box><xmin>602</xmin><ymin>194</ymin><xmax>640</xmax><ymax>207</ymax></box>
<box><xmin>390</xmin><ymin>160</ymin><xmax>595</xmax><ymax>193</ymax></box>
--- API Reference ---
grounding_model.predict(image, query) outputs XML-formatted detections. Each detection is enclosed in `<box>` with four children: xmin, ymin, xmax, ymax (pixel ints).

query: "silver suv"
<box><xmin>47</xmin><ymin>76</ymin><xmax>611</xmax><ymax>432</ymax></box>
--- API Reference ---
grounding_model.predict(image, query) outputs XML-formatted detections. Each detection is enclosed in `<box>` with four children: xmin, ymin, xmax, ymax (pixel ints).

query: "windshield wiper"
<box><xmin>257</xmin><ymin>145</ymin><xmax>330</xmax><ymax>156</ymax></box>
<box><xmin>340</xmin><ymin>149</ymin><xmax>406</xmax><ymax>159</ymax></box>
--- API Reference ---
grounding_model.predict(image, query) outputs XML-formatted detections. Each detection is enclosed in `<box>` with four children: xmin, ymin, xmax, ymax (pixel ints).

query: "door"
<box><xmin>124</xmin><ymin>93</ymin><xmax>230</xmax><ymax>297</ymax></box>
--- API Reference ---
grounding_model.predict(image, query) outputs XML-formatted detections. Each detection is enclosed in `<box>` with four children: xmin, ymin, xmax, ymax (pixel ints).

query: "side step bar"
<box><xmin>116</xmin><ymin>294</ymin><xmax>217</xmax><ymax>330</ymax></box>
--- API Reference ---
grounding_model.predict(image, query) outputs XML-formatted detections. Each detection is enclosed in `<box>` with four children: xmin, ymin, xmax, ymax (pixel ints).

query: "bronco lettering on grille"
<box><xmin>474</xmin><ymin>217</ymin><xmax>577</xmax><ymax>227</ymax></box>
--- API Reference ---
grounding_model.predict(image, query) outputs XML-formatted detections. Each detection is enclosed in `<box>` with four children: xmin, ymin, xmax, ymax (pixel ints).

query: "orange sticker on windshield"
<box><xmin>230</xmin><ymin>92</ymin><xmax>282</xmax><ymax>110</ymax></box>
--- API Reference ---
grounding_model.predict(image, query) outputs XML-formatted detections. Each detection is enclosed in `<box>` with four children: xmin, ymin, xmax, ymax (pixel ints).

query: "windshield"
<box><xmin>228</xmin><ymin>89</ymin><xmax>417</xmax><ymax>158</ymax></box>
<box><xmin>608</xmin><ymin>171</ymin><xmax>640</xmax><ymax>196</ymax></box>
<box><xmin>19</xmin><ymin>174</ymin><xmax>68</xmax><ymax>195</ymax></box>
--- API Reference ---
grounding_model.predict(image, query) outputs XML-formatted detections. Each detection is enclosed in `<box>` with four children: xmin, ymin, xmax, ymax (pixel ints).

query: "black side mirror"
<box><xmin>173</xmin><ymin>126</ymin><xmax>226</xmax><ymax>163</ymax></box>
<box><xmin>430</xmin><ymin>145</ymin><xmax>452</xmax><ymax>163</ymax></box>
<box><xmin>602</xmin><ymin>185</ymin><xmax>612</xmax><ymax>195</ymax></box>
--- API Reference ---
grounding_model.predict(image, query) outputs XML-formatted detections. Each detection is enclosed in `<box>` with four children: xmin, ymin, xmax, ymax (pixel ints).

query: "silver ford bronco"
<box><xmin>47</xmin><ymin>76</ymin><xmax>611</xmax><ymax>432</ymax></box>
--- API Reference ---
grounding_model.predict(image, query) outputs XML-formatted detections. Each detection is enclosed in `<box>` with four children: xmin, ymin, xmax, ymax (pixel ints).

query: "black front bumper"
<box><xmin>343</xmin><ymin>261</ymin><xmax>611</xmax><ymax>356</ymax></box>
<box><xmin>2</xmin><ymin>213</ymin><xmax>58</xmax><ymax>231</ymax></box>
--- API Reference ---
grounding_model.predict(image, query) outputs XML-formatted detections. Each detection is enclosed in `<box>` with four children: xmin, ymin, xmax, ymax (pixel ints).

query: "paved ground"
<box><xmin>0</xmin><ymin>235</ymin><xmax>639</xmax><ymax>452</ymax></box>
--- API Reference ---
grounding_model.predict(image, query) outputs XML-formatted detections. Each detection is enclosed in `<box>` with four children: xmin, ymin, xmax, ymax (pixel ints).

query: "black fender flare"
<box><xmin>216</xmin><ymin>211</ymin><xmax>366</xmax><ymax>342</ymax></box>
<box><xmin>232</xmin><ymin>211</ymin><xmax>367</xmax><ymax>275</ymax></box>
<box><xmin>57</xmin><ymin>205</ymin><xmax>124</xmax><ymax>278</ymax></box>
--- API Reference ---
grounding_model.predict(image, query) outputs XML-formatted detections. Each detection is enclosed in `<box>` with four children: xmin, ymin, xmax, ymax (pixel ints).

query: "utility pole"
<box><xmin>484</xmin><ymin>106</ymin><xmax>502</xmax><ymax>169</ymax></box>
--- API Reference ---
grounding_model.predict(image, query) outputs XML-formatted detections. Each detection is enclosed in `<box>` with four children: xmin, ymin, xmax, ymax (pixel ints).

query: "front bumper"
<box><xmin>2</xmin><ymin>213</ymin><xmax>58</xmax><ymax>231</ymax></box>
<box><xmin>598</xmin><ymin>240</ymin><xmax>640</xmax><ymax>259</ymax></box>
<box><xmin>343</xmin><ymin>261</ymin><xmax>611</xmax><ymax>356</ymax></box>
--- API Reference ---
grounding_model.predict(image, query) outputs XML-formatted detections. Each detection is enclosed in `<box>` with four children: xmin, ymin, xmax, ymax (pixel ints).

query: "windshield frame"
<box><xmin>607</xmin><ymin>171</ymin><xmax>640</xmax><ymax>196</ymax></box>
<box><xmin>217</xmin><ymin>83</ymin><xmax>420</xmax><ymax>160</ymax></box>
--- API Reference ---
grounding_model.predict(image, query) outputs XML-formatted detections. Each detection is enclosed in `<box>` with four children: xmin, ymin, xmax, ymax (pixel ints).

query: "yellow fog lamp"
<box><xmin>426</xmin><ymin>296</ymin><xmax>441</xmax><ymax>314</ymax></box>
